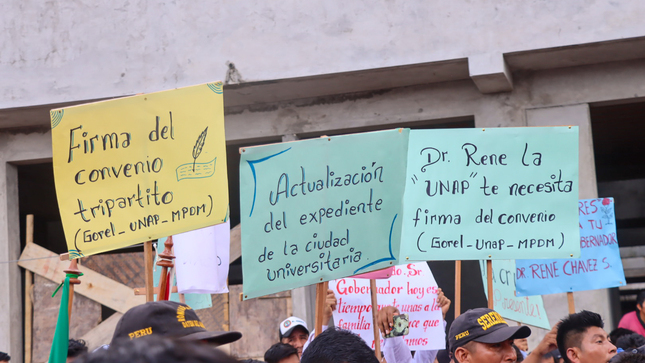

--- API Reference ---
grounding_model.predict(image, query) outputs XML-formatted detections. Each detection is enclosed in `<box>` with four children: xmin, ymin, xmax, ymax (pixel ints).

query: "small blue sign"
<box><xmin>515</xmin><ymin>198</ymin><xmax>625</xmax><ymax>296</ymax></box>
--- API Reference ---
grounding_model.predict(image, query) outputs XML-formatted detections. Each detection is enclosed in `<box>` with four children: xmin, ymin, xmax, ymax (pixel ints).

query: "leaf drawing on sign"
<box><xmin>192</xmin><ymin>127</ymin><xmax>208</xmax><ymax>171</ymax></box>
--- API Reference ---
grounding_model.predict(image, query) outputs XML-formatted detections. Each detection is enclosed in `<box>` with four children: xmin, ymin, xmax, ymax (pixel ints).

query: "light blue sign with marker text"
<box><xmin>240</xmin><ymin>129</ymin><xmax>409</xmax><ymax>299</ymax></box>
<box><xmin>400</xmin><ymin>127</ymin><xmax>580</xmax><ymax>261</ymax></box>
<box><xmin>515</xmin><ymin>198</ymin><xmax>625</xmax><ymax>296</ymax></box>
<box><xmin>480</xmin><ymin>260</ymin><xmax>551</xmax><ymax>330</ymax></box>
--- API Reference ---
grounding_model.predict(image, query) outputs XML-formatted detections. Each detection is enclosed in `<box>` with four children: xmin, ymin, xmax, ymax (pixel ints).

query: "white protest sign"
<box><xmin>330</xmin><ymin>262</ymin><xmax>445</xmax><ymax>351</ymax></box>
<box><xmin>173</xmin><ymin>221</ymin><xmax>230</xmax><ymax>294</ymax></box>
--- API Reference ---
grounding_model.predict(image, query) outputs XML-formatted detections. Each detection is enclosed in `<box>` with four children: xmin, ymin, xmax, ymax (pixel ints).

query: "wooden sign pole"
<box><xmin>314</xmin><ymin>281</ymin><xmax>329</xmax><ymax>337</ymax></box>
<box><xmin>156</xmin><ymin>236</ymin><xmax>175</xmax><ymax>301</ymax></box>
<box><xmin>486</xmin><ymin>260</ymin><xmax>494</xmax><ymax>309</ymax></box>
<box><xmin>370</xmin><ymin>279</ymin><xmax>382</xmax><ymax>360</ymax></box>
<box><xmin>567</xmin><ymin>292</ymin><xmax>575</xmax><ymax>314</ymax></box>
<box><xmin>144</xmin><ymin>241</ymin><xmax>155</xmax><ymax>302</ymax></box>
<box><xmin>64</xmin><ymin>259</ymin><xmax>82</xmax><ymax>322</ymax></box>
<box><xmin>455</xmin><ymin>260</ymin><xmax>462</xmax><ymax>318</ymax></box>
<box><xmin>24</xmin><ymin>214</ymin><xmax>34</xmax><ymax>363</ymax></box>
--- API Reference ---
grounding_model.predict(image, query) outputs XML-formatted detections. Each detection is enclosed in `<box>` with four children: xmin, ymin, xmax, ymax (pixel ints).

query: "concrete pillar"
<box><xmin>0</xmin><ymin>161</ymin><xmax>21</xmax><ymax>362</ymax></box>
<box><xmin>0</xmin><ymin>130</ymin><xmax>53</xmax><ymax>363</ymax></box>
<box><xmin>525</xmin><ymin>104</ymin><xmax>611</xmax><ymax>347</ymax></box>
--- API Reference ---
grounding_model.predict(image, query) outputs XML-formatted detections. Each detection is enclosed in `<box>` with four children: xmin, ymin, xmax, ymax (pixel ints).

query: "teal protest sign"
<box><xmin>401</xmin><ymin>127</ymin><xmax>579</xmax><ymax>261</ymax></box>
<box><xmin>240</xmin><ymin>129</ymin><xmax>409</xmax><ymax>299</ymax></box>
<box><xmin>480</xmin><ymin>260</ymin><xmax>551</xmax><ymax>329</ymax></box>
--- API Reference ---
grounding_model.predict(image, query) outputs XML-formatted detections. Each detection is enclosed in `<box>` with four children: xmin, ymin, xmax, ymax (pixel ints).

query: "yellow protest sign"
<box><xmin>51</xmin><ymin>82</ymin><xmax>228</xmax><ymax>258</ymax></box>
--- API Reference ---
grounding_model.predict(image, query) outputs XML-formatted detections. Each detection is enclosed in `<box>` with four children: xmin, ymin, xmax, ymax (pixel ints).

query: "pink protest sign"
<box><xmin>353</xmin><ymin>266</ymin><xmax>395</xmax><ymax>279</ymax></box>
<box><xmin>330</xmin><ymin>262</ymin><xmax>445</xmax><ymax>351</ymax></box>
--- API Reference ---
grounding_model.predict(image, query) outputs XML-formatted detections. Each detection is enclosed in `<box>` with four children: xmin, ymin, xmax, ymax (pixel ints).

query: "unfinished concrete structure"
<box><xmin>3</xmin><ymin>1</ymin><xmax>645</xmax><ymax>360</ymax></box>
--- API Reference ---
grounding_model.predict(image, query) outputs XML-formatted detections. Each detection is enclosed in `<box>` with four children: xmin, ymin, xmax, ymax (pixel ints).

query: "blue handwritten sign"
<box><xmin>400</xmin><ymin>127</ymin><xmax>580</xmax><ymax>261</ymax></box>
<box><xmin>240</xmin><ymin>129</ymin><xmax>409</xmax><ymax>299</ymax></box>
<box><xmin>480</xmin><ymin>260</ymin><xmax>551</xmax><ymax>329</ymax></box>
<box><xmin>515</xmin><ymin>198</ymin><xmax>625</xmax><ymax>296</ymax></box>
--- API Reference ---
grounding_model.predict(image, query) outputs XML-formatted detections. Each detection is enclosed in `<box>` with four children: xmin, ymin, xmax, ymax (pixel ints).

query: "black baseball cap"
<box><xmin>111</xmin><ymin>301</ymin><xmax>241</xmax><ymax>346</ymax></box>
<box><xmin>448</xmin><ymin>308</ymin><xmax>531</xmax><ymax>352</ymax></box>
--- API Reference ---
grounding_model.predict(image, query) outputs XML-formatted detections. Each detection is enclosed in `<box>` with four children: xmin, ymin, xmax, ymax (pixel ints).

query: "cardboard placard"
<box><xmin>401</xmin><ymin>127</ymin><xmax>579</xmax><ymax>260</ymax></box>
<box><xmin>240</xmin><ymin>129</ymin><xmax>409</xmax><ymax>299</ymax></box>
<box><xmin>515</xmin><ymin>198</ymin><xmax>625</xmax><ymax>295</ymax></box>
<box><xmin>480</xmin><ymin>260</ymin><xmax>551</xmax><ymax>329</ymax></box>
<box><xmin>51</xmin><ymin>83</ymin><xmax>229</xmax><ymax>258</ymax></box>
<box><xmin>330</xmin><ymin>263</ymin><xmax>445</xmax><ymax>351</ymax></box>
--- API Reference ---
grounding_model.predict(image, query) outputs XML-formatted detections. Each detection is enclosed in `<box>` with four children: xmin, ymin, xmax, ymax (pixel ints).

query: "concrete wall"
<box><xmin>3</xmin><ymin>0</ymin><xmax>645</xmax><ymax>108</ymax></box>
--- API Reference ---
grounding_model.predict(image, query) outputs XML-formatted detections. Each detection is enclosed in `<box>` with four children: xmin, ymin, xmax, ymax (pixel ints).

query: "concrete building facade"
<box><xmin>2</xmin><ymin>1</ymin><xmax>645</xmax><ymax>360</ymax></box>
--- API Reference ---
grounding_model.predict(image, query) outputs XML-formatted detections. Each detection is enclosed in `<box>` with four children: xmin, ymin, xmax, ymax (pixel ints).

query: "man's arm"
<box><xmin>523</xmin><ymin>324</ymin><xmax>558</xmax><ymax>363</ymax></box>
<box><xmin>413</xmin><ymin>288</ymin><xmax>451</xmax><ymax>363</ymax></box>
<box><xmin>303</xmin><ymin>289</ymin><xmax>337</xmax><ymax>353</ymax></box>
<box><xmin>380</xmin><ymin>288</ymin><xmax>452</xmax><ymax>363</ymax></box>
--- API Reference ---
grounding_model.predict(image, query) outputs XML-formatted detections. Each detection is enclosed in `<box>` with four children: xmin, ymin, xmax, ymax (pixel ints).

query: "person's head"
<box><xmin>0</xmin><ymin>352</ymin><xmax>9</xmax><ymax>363</ymax></box>
<box><xmin>437</xmin><ymin>350</ymin><xmax>451</xmax><ymax>363</ymax></box>
<box><xmin>556</xmin><ymin>310</ymin><xmax>616</xmax><ymax>363</ymax></box>
<box><xmin>265</xmin><ymin>343</ymin><xmax>299</xmax><ymax>363</ymax></box>
<box><xmin>615</xmin><ymin>333</ymin><xmax>645</xmax><ymax>351</ymax></box>
<box><xmin>300</xmin><ymin>327</ymin><xmax>378</xmax><ymax>363</ymax></box>
<box><xmin>279</xmin><ymin>317</ymin><xmax>309</xmax><ymax>358</ymax></box>
<box><xmin>515</xmin><ymin>338</ymin><xmax>529</xmax><ymax>352</ymax></box>
<box><xmin>68</xmin><ymin>339</ymin><xmax>88</xmax><ymax>362</ymax></box>
<box><xmin>111</xmin><ymin>301</ymin><xmax>241</xmax><ymax>346</ymax></box>
<box><xmin>448</xmin><ymin>308</ymin><xmax>531</xmax><ymax>363</ymax></box>
<box><xmin>608</xmin><ymin>329</ymin><xmax>634</xmax><ymax>347</ymax></box>
<box><xmin>74</xmin><ymin>336</ymin><xmax>238</xmax><ymax>363</ymax></box>
<box><xmin>610</xmin><ymin>353</ymin><xmax>645</xmax><ymax>363</ymax></box>
<box><xmin>635</xmin><ymin>292</ymin><xmax>645</xmax><ymax>320</ymax></box>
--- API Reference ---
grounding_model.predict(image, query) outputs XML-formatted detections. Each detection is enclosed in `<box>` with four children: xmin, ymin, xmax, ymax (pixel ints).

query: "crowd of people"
<box><xmin>3</xmin><ymin>290</ymin><xmax>645</xmax><ymax>363</ymax></box>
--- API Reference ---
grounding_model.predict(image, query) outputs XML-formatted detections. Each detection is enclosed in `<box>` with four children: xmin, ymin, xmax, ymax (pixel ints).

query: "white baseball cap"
<box><xmin>279</xmin><ymin>316</ymin><xmax>309</xmax><ymax>339</ymax></box>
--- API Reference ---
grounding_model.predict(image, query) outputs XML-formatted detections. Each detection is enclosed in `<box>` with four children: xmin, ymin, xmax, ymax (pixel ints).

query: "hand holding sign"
<box><xmin>436</xmin><ymin>288</ymin><xmax>451</xmax><ymax>320</ymax></box>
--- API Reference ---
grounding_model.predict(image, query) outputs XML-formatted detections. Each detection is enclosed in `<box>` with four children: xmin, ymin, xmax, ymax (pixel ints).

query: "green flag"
<box><xmin>48</xmin><ymin>272</ymin><xmax>81</xmax><ymax>363</ymax></box>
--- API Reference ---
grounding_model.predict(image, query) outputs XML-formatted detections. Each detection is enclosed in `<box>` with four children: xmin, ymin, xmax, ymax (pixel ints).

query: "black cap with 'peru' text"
<box><xmin>448</xmin><ymin>308</ymin><xmax>531</xmax><ymax>352</ymax></box>
<box><xmin>111</xmin><ymin>301</ymin><xmax>241</xmax><ymax>346</ymax></box>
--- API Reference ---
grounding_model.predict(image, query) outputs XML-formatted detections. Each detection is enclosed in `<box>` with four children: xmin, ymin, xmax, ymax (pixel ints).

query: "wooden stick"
<box><xmin>370</xmin><ymin>279</ymin><xmax>381</xmax><ymax>360</ymax></box>
<box><xmin>64</xmin><ymin>259</ymin><xmax>82</xmax><ymax>322</ymax></box>
<box><xmin>134</xmin><ymin>286</ymin><xmax>178</xmax><ymax>296</ymax></box>
<box><xmin>567</xmin><ymin>292</ymin><xmax>575</xmax><ymax>314</ymax></box>
<box><xmin>314</xmin><ymin>281</ymin><xmax>329</xmax><ymax>337</ymax></box>
<box><xmin>455</xmin><ymin>260</ymin><xmax>462</xmax><ymax>319</ymax></box>
<box><xmin>486</xmin><ymin>260</ymin><xmax>494</xmax><ymax>309</ymax></box>
<box><xmin>24</xmin><ymin>214</ymin><xmax>34</xmax><ymax>363</ymax></box>
<box><xmin>144</xmin><ymin>241</ymin><xmax>154</xmax><ymax>302</ymax></box>
<box><xmin>156</xmin><ymin>236</ymin><xmax>175</xmax><ymax>301</ymax></box>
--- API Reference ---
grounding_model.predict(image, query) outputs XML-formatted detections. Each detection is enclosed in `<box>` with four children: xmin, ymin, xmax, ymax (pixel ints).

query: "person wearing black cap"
<box><xmin>74</xmin><ymin>336</ymin><xmax>238</xmax><ymax>363</ymax></box>
<box><xmin>449</xmin><ymin>308</ymin><xmax>531</xmax><ymax>363</ymax></box>
<box><xmin>0</xmin><ymin>351</ymin><xmax>9</xmax><ymax>363</ymax></box>
<box><xmin>111</xmin><ymin>301</ymin><xmax>242</xmax><ymax>346</ymax></box>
